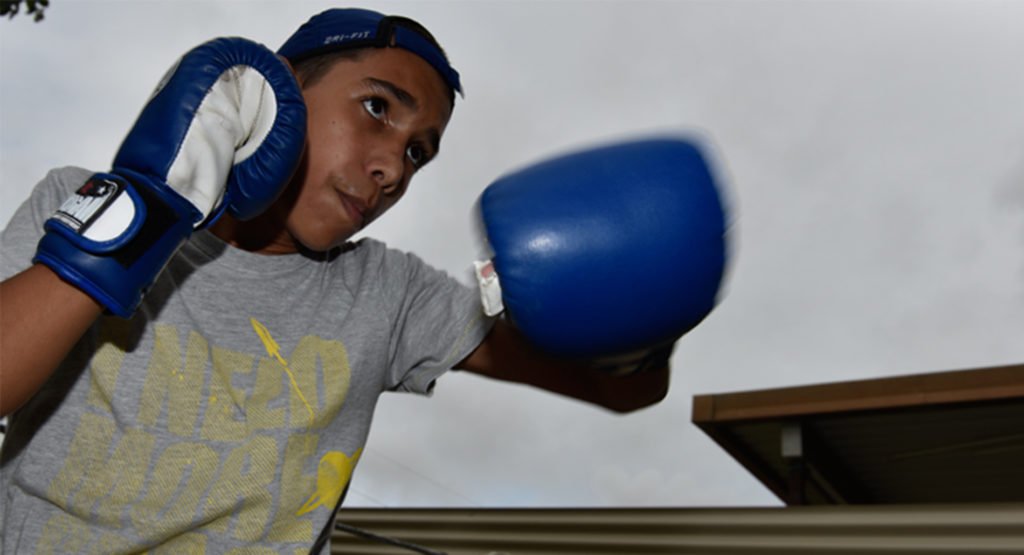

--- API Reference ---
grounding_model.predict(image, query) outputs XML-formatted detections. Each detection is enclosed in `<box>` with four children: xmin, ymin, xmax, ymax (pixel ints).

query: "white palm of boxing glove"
<box><xmin>81</xmin><ymin>65</ymin><xmax>279</xmax><ymax>242</ymax></box>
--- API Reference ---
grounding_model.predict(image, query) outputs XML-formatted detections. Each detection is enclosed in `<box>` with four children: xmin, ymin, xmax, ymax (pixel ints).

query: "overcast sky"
<box><xmin>2</xmin><ymin>0</ymin><xmax>1023</xmax><ymax>508</ymax></box>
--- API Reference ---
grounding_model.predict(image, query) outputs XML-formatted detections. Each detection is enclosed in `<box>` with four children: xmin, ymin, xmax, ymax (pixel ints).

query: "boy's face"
<box><xmin>278</xmin><ymin>47</ymin><xmax>453</xmax><ymax>253</ymax></box>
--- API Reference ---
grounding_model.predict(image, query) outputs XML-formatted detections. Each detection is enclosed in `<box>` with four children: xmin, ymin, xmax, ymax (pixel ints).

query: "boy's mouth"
<box><xmin>336</xmin><ymin>189</ymin><xmax>368</xmax><ymax>229</ymax></box>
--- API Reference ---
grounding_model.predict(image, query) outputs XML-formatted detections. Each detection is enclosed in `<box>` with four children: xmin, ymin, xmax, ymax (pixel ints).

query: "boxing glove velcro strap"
<box><xmin>34</xmin><ymin>173</ymin><xmax>199</xmax><ymax>317</ymax></box>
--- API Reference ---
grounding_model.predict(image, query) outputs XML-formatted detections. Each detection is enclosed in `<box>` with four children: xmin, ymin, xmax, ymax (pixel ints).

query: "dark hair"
<box><xmin>292</xmin><ymin>49</ymin><xmax>366</xmax><ymax>88</ymax></box>
<box><xmin>291</xmin><ymin>16</ymin><xmax>457</xmax><ymax>110</ymax></box>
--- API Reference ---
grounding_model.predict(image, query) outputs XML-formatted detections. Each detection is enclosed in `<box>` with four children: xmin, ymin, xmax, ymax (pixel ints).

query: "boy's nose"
<box><xmin>367</xmin><ymin>146</ymin><xmax>405</xmax><ymax>198</ymax></box>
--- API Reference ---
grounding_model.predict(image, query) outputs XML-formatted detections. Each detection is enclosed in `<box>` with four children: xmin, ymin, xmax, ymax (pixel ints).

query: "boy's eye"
<box><xmin>406</xmin><ymin>144</ymin><xmax>428</xmax><ymax>168</ymax></box>
<box><xmin>362</xmin><ymin>97</ymin><xmax>386</xmax><ymax>120</ymax></box>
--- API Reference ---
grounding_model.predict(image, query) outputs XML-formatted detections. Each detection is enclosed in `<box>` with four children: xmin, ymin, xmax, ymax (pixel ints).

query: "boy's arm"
<box><xmin>0</xmin><ymin>265</ymin><xmax>103</xmax><ymax>416</ymax></box>
<box><xmin>456</xmin><ymin>319</ymin><xmax>670</xmax><ymax>413</ymax></box>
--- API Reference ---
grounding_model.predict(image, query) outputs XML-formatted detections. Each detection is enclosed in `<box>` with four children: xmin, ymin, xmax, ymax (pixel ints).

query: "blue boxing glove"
<box><xmin>477</xmin><ymin>137</ymin><xmax>728</xmax><ymax>362</ymax></box>
<box><xmin>34</xmin><ymin>37</ymin><xmax>306</xmax><ymax>317</ymax></box>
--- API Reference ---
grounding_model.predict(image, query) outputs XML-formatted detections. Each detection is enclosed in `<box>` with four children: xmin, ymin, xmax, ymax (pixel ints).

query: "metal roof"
<box><xmin>691</xmin><ymin>363</ymin><xmax>1024</xmax><ymax>505</ymax></box>
<box><xmin>330</xmin><ymin>504</ymin><xmax>1024</xmax><ymax>554</ymax></box>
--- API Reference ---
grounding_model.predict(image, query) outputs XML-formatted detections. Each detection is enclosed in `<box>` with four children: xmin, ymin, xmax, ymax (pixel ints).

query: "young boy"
<box><xmin>0</xmin><ymin>8</ymin><xmax>669</xmax><ymax>553</ymax></box>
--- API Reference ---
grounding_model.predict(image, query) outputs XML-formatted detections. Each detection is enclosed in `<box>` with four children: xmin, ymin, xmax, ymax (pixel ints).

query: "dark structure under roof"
<box><xmin>692</xmin><ymin>363</ymin><xmax>1024</xmax><ymax>505</ymax></box>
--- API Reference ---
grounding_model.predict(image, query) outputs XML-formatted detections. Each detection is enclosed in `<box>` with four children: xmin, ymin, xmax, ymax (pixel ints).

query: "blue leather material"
<box><xmin>112</xmin><ymin>36</ymin><xmax>306</xmax><ymax>224</ymax></box>
<box><xmin>36</xmin><ymin>37</ymin><xmax>306</xmax><ymax>317</ymax></box>
<box><xmin>35</xmin><ymin>174</ymin><xmax>197</xmax><ymax>317</ymax></box>
<box><xmin>480</xmin><ymin>138</ymin><xmax>728</xmax><ymax>358</ymax></box>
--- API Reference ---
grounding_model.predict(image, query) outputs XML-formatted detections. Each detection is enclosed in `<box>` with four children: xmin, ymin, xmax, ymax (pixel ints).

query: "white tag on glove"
<box><xmin>474</xmin><ymin>259</ymin><xmax>505</xmax><ymax>317</ymax></box>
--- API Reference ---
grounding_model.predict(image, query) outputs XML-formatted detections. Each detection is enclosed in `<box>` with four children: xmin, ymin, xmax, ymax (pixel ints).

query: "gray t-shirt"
<box><xmin>1</xmin><ymin>167</ymin><xmax>494</xmax><ymax>554</ymax></box>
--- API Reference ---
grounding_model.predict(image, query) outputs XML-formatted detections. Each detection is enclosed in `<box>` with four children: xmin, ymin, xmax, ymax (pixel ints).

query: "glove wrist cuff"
<box><xmin>34</xmin><ymin>173</ymin><xmax>197</xmax><ymax>317</ymax></box>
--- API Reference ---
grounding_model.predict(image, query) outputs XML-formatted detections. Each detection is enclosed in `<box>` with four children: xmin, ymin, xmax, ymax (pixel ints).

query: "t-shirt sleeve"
<box><xmin>1</xmin><ymin>167</ymin><xmax>92</xmax><ymax>281</ymax></box>
<box><xmin>380</xmin><ymin>247</ymin><xmax>496</xmax><ymax>395</ymax></box>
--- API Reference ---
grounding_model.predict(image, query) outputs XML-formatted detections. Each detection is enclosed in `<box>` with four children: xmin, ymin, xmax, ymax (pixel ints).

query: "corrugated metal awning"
<box><xmin>330</xmin><ymin>504</ymin><xmax>1024</xmax><ymax>554</ymax></box>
